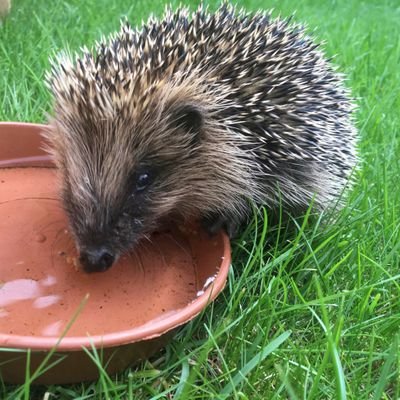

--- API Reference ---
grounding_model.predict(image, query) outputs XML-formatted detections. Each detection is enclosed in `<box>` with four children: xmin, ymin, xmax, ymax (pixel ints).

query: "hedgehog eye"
<box><xmin>135</xmin><ymin>172</ymin><xmax>151</xmax><ymax>192</ymax></box>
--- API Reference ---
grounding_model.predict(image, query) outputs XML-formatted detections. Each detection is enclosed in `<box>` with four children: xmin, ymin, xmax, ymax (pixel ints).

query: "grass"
<box><xmin>1</xmin><ymin>0</ymin><xmax>399</xmax><ymax>398</ymax></box>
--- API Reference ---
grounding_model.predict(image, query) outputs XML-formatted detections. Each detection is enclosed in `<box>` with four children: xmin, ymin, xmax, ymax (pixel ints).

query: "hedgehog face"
<box><xmin>61</xmin><ymin>162</ymin><xmax>159</xmax><ymax>273</ymax></box>
<box><xmin>47</xmin><ymin>102</ymin><xmax>205</xmax><ymax>273</ymax></box>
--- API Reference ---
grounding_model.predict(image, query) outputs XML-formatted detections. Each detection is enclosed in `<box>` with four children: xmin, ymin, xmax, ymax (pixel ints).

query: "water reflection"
<box><xmin>41</xmin><ymin>320</ymin><xmax>64</xmax><ymax>336</ymax></box>
<box><xmin>0</xmin><ymin>275</ymin><xmax>58</xmax><ymax>309</ymax></box>
<box><xmin>33</xmin><ymin>295</ymin><xmax>61</xmax><ymax>309</ymax></box>
<box><xmin>0</xmin><ymin>278</ymin><xmax>42</xmax><ymax>307</ymax></box>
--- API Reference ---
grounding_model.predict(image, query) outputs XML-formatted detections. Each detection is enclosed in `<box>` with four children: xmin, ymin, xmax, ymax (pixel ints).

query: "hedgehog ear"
<box><xmin>171</xmin><ymin>104</ymin><xmax>204</xmax><ymax>142</ymax></box>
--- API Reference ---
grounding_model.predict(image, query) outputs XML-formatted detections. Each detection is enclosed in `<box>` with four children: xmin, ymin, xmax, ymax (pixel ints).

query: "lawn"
<box><xmin>1</xmin><ymin>0</ymin><xmax>400</xmax><ymax>398</ymax></box>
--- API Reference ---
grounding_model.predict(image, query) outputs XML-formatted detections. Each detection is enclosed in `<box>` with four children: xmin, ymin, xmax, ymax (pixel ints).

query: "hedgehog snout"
<box><xmin>79</xmin><ymin>246</ymin><xmax>116</xmax><ymax>273</ymax></box>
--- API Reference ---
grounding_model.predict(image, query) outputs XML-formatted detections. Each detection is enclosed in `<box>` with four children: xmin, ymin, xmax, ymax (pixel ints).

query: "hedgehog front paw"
<box><xmin>201</xmin><ymin>213</ymin><xmax>241</xmax><ymax>238</ymax></box>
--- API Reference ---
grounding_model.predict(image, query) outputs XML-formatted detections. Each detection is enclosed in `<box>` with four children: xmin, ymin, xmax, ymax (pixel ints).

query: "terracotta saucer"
<box><xmin>0</xmin><ymin>122</ymin><xmax>231</xmax><ymax>384</ymax></box>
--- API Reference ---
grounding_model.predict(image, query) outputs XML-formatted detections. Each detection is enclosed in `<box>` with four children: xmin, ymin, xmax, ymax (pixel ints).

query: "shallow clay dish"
<box><xmin>0</xmin><ymin>122</ymin><xmax>231</xmax><ymax>384</ymax></box>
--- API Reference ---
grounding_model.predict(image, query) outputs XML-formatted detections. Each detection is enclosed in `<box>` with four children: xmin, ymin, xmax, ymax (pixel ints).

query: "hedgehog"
<box><xmin>44</xmin><ymin>3</ymin><xmax>357</xmax><ymax>273</ymax></box>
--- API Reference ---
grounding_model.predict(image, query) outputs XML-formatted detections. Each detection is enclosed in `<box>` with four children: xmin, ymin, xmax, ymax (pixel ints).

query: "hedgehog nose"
<box><xmin>79</xmin><ymin>247</ymin><xmax>115</xmax><ymax>273</ymax></box>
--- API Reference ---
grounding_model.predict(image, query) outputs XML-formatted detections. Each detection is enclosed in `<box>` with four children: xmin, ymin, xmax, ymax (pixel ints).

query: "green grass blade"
<box><xmin>221</xmin><ymin>330</ymin><xmax>291</xmax><ymax>396</ymax></box>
